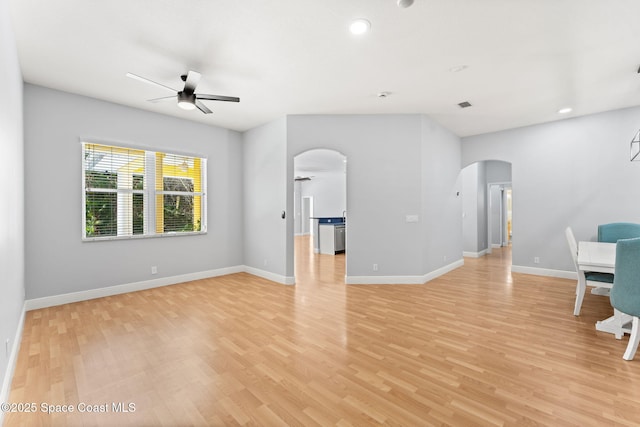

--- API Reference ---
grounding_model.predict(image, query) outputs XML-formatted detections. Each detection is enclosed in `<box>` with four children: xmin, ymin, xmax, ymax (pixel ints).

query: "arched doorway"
<box><xmin>293</xmin><ymin>149</ymin><xmax>347</xmax><ymax>283</ymax></box>
<box><xmin>460</xmin><ymin>160</ymin><xmax>512</xmax><ymax>257</ymax></box>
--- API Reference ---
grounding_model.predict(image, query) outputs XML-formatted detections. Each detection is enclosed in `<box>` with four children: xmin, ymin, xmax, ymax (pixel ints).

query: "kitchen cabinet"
<box><xmin>319</xmin><ymin>223</ymin><xmax>345</xmax><ymax>255</ymax></box>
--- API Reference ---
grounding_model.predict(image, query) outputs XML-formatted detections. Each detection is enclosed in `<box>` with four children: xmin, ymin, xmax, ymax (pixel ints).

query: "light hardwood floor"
<box><xmin>5</xmin><ymin>236</ymin><xmax>640</xmax><ymax>426</ymax></box>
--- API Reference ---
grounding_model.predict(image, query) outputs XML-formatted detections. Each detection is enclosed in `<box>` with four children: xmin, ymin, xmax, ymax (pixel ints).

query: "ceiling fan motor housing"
<box><xmin>177</xmin><ymin>91</ymin><xmax>197</xmax><ymax>110</ymax></box>
<box><xmin>178</xmin><ymin>91</ymin><xmax>196</xmax><ymax>103</ymax></box>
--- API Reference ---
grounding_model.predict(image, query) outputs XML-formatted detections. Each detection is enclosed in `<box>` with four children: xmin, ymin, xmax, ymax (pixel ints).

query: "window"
<box><xmin>83</xmin><ymin>142</ymin><xmax>207</xmax><ymax>240</ymax></box>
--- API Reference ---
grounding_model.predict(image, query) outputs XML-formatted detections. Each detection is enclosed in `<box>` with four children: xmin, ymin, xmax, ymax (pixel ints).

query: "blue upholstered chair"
<box><xmin>610</xmin><ymin>237</ymin><xmax>640</xmax><ymax>360</ymax></box>
<box><xmin>598</xmin><ymin>222</ymin><xmax>640</xmax><ymax>243</ymax></box>
<box><xmin>565</xmin><ymin>227</ymin><xmax>614</xmax><ymax>316</ymax></box>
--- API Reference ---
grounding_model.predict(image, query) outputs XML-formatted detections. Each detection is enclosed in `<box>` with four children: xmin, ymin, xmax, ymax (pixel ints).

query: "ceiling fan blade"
<box><xmin>196</xmin><ymin>94</ymin><xmax>240</xmax><ymax>103</ymax></box>
<box><xmin>147</xmin><ymin>95</ymin><xmax>177</xmax><ymax>103</ymax></box>
<box><xmin>126</xmin><ymin>72</ymin><xmax>177</xmax><ymax>93</ymax></box>
<box><xmin>184</xmin><ymin>70</ymin><xmax>201</xmax><ymax>94</ymax></box>
<box><xmin>195</xmin><ymin>100</ymin><xmax>212</xmax><ymax>114</ymax></box>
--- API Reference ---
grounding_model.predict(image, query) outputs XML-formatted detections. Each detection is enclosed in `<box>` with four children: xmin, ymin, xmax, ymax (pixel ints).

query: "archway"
<box><xmin>293</xmin><ymin>149</ymin><xmax>347</xmax><ymax>284</ymax></box>
<box><xmin>460</xmin><ymin>160</ymin><xmax>512</xmax><ymax>258</ymax></box>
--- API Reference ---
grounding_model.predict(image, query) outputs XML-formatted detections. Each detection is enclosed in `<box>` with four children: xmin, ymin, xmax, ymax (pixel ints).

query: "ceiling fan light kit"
<box><xmin>126</xmin><ymin>70</ymin><xmax>239</xmax><ymax>114</ymax></box>
<box><xmin>177</xmin><ymin>91</ymin><xmax>196</xmax><ymax>110</ymax></box>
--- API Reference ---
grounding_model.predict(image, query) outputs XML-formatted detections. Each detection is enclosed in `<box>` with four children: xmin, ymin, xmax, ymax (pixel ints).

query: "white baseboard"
<box><xmin>511</xmin><ymin>265</ymin><xmax>576</xmax><ymax>280</ymax></box>
<box><xmin>0</xmin><ymin>305</ymin><xmax>26</xmax><ymax>426</ymax></box>
<box><xmin>6</xmin><ymin>264</ymin><xmax>295</xmax><ymax>415</ymax></box>
<box><xmin>243</xmin><ymin>266</ymin><xmax>295</xmax><ymax>285</ymax></box>
<box><xmin>492</xmin><ymin>243</ymin><xmax>502</xmax><ymax>249</ymax></box>
<box><xmin>423</xmin><ymin>259</ymin><xmax>465</xmax><ymax>282</ymax></box>
<box><xmin>346</xmin><ymin>259</ymin><xmax>464</xmax><ymax>285</ymax></box>
<box><xmin>25</xmin><ymin>266</ymin><xmax>247</xmax><ymax>311</ymax></box>
<box><xmin>463</xmin><ymin>249</ymin><xmax>488</xmax><ymax>258</ymax></box>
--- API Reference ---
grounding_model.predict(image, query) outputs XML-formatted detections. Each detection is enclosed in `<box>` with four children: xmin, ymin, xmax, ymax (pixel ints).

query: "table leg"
<box><xmin>596</xmin><ymin>309</ymin><xmax>633</xmax><ymax>339</ymax></box>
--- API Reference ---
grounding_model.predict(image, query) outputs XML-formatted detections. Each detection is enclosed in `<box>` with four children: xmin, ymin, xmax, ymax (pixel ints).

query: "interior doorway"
<box><xmin>293</xmin><ymin>149</ymin><xmax>347</xmax><ymax>284</ymax></box>
<box><xmin>488</xmin><ymin>183</ymin><xmax>512</xmax><ymax>252</ymax></box>
<box><xmin>460</xmin><ymin>160</ymin><xmax>512</xmax><ymax>257</ymax></box>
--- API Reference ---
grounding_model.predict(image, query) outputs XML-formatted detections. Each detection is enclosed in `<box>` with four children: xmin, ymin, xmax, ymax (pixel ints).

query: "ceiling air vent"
<box><xmin>458</xmin><ymin>101</ymin><xmax>472</xmax><ymax>109</ymax></box>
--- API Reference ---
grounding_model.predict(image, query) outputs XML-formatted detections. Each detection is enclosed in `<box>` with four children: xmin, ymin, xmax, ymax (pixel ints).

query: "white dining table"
<box><xmin>577</xmin><ymin>241</ymin><xmax>632</xmax><ymax>338</ymax></box>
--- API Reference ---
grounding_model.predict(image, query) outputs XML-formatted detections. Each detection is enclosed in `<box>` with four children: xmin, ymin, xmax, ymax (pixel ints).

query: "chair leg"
<box><xmin>623</xmin><ymin>317</ymin><xmax>640</xmax><ymax>361</ymax></box>
<box><xmin>574</xmin><ymin>281</ymin><xmax>586</xmax><ymax>316</ymax></box>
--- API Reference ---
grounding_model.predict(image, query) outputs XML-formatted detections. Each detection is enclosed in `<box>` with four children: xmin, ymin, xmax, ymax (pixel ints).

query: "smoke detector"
<box><xmin>377</xmin><ymin>91</ymin><xmax>391</xmax><ymax>98</ymax></box>
<box><xmin>397</xmin><ymin>0</ymin><xmax>415</xmax><ymax>8</ymax></box>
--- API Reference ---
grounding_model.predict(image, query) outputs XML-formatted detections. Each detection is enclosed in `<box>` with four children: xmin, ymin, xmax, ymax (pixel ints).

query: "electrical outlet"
<box><xmin>534</xmin><ymin>257</ymin><xmax>540</xmax><ymax>264</ymax></box>
<box><xmin>264</xmin><ymin>259</ymin><xmax>268</xmax><ymax>267</ymax></box>
<box><xmin>151</xmin><ymin>266</ymin><xmax>158</xmax><ymax>275</ymax></box>
<box><xmin>373</xmin><ymin>263</ymin><xmax>378</xmax><ymax>271</ymax></box>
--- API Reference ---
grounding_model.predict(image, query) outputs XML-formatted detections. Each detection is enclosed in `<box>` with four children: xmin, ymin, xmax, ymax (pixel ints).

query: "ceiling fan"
<box><xmin>126</xmin><ymin>70</ymin><xmax>239</xmax><ymax>114</ymax></box>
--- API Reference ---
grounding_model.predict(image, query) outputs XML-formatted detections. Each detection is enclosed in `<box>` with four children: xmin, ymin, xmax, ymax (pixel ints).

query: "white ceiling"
<box><xmin>8</xmin><ymin>0</ymin><xmax>640</xmax><ymax>136</ymax></box>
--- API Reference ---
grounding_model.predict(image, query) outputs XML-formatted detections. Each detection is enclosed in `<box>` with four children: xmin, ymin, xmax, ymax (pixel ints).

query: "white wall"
<box><xmin>0</xmin><ymin>0</ymin><xmax>25</xmax><ymax>413</ymax></box>
<box><xmin>299</xmin><ymin>170</ymin><xmax>346</xmax><ymax>218</ymax></box>
<box><xmin>287</xmin><ymin>114</ymin><xmax>462</xmax><ymax>282</ymax></box>
<box><xmin>243</xmin><ymin>118</ymin><xmax>292</xmax><ymax>282</ymax></box>
<box><xmin>23</xmin><ymin>85</ymin><xmax>244</xmax><ymax>299</ymax></box>
<box><xmin>294</xmin><ymin>169</ymin><xmax>346</xmax><ymax>236</ymax></box>
<box><xmin>293</xmin><ymin>149</ymin><xmax>347</xmax><ymax>235</ymax></box>
<box><xmin>463</xmin><ymin>107</ymin><xmax>640</xmax><ymax>273</ymax></box>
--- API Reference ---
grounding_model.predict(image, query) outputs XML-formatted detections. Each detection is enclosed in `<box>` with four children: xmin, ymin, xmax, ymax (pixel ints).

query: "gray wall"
<box><xmin>462</xmin><ymin>163</ymin><xmax>480</xmax><ymax>253</ymax></box>
<box><xmin>24</xmin><ymin>85</ymin><xmax>244</xmax><ymax>299</ymax></box>
<box><xmin>0</xmin><ymin>0</ymin><xmax>25</xmax><ymax>405</ymax></box>
<box><xmin>489</xmin><ymin>185</ymin><xmax>503</xmax><ymax>246</ymax></box>
<box><xmin>243</xmin><ymin>118</ymin><xmax>291</xmax><ymax>279</ymax></box>
<box><xmin>486</xmin><ymin>160</ymin><xmax>512</xmax><ymax>247</ymax></box>
<box><xmin>463</xmin><ymin>107</ymin><xmax>640</xmax><ymax>273</ymax></box>
<box><xmin>486</xmin><ymin>160</ymin><xmax>512</xmax><ymax>183</ymax></box>
<box><xmin>477</xmin><ymin>163</ymin><xmax>487</xmax><ymax>251</ymax></box>
<box><xmin>287</xmin><ymin>114</ymin><xmax>462</xmax><ymax>279</ymax></box>
<box><xmin>420</xmin><ymin>115</ymin><xmax>463</xmax><ymax>274</ymax></box>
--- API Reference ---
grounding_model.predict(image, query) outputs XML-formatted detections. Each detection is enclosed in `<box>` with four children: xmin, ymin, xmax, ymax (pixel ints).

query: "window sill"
<box><xmin>82</xmin><ymin>231</ymin><xmax>207</xmax><ymax>242</ymax></box>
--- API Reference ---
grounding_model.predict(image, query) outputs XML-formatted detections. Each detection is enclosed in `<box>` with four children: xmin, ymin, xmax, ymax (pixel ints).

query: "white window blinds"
<box><xmin>82</xmin><ymin>142</ymin><xmax>207</xmax><ymax>240</ymax></box>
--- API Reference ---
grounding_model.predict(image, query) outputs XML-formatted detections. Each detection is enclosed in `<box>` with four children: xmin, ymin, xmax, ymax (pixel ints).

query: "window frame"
<box><xmin>82</xmin><ymin>141</ymin><xmax>207</xmax><ymax>242</ymax></box>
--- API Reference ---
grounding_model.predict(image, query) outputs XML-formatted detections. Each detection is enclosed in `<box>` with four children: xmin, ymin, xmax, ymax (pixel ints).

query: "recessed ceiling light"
<box><xmin>558</xmin><ymin>107</ymin><xmax>572</xmax><ymax>114</ymax></box>
<box><xmin>350</xmin><ymin>19</ymin><xmax>371</xmax><ymax>35</ymax></box>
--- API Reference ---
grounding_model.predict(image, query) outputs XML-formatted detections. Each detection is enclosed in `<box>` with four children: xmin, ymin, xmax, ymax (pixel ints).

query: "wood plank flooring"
<box><xmin>5</xmin><ymin>236</ymin><xmax>640</xmax><ymax>426</ymax></box>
